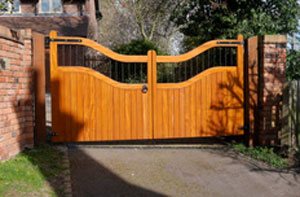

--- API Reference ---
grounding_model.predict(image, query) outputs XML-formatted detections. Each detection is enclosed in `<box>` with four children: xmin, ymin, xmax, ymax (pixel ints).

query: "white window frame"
<box><xmin>39</xmin><ymin>0</ymin><xmax>63</xmax><ymax>14</ymax></box>
<box><xmin>0</xmin><ymin>0</ymin><xmax>21</xmax><ymax>14</ymax></box>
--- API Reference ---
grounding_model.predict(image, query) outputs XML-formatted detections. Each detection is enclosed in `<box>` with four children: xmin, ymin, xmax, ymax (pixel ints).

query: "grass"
<box><xmin>0</xmin><ymin>144</ymin><xmax>68</xmax><ymax>197</ymax></box>
<box><xmin>231</xmin><ymin>144</ymin><xmax>289</xmax><ymax>168</ymax></box>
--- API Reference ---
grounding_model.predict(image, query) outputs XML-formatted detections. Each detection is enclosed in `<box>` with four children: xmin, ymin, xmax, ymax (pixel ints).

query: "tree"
<box><xmin>0</xmin><ymin>0</ymin><xmax>12</xmax><ymax>12</ymax></box>
<box><xmin>99</xmin><ymin>0</ymin><xmax>183</xmax><ymax>54</ymax></box>
<box><xmin>172</xmin><ymin>0</ymin><xmax>300</xmax><ymax>51</ymax></box>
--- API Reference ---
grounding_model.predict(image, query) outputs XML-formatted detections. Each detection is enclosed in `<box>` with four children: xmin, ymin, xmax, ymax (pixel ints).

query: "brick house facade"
<box><xmin>0</xmin><ymin>0</ymin><xmax>100</xmax><ymax>40</ymax></box>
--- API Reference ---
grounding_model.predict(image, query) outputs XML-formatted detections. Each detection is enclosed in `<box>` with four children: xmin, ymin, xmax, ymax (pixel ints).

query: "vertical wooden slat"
<box><xmin>131</xmin><ymin>90</ymin><xmax>137</xmax><ymax>139</ymax></box>
<box><xmin>64</xmin><ymin>72</ymin><xmax>71</xmax><ymax>141</ymax></box>
<box><xmin>70</xmin><ymin>72</ymin><xmax>78</xmax><ymax>141</ymax></box>
<box><xmin>196</xmin><ymin>81</ymin><xmax>201</xmax><ymax>136</ymax></box>
<box><xmin>125</xmin><ymin>90</ymin><xmax>131</xmax><ymax>139</ymax></box>
<box><xmin>162</xmin><ymin>90</ymin><xmax>169</xmax><ymax>138</ymax></box>
<box><xmin>101</xmin><ymin>82</ymin><xmax>108</xmax><ymax>141</ymax></box>
<box><xmin>96</xmin><ymin>79</ymin><xmax>102</xmax><ymax>141</ymax></box>
<box><xmin>114</xmin><ymin>87</ymin><xmax>120</xmax><ymax>140</ymax></box>
<box><xmin>167</xmin><ymin>90</ymin><xmax>173</xmax><ymax>137</ymax></box>
<box><xmin>177</xmin><ymin>88</ymin><xmax>183</xmax><ymax>137</ymax></box>
<box><xmin>119</xmin><ymin>89</ymin><xmax>125</xmax><ymax>140</ymax></box>
<box><xmin>190</xmin><ymin>83</ymin><xmax>196</xmax><ymax>137</ymax></box>
<box><xmin>33</xmin><ymin>32</ymin><xmax>46</xmax><ymax>144</ymax></box>
<box><xmin>136</xmin><ymin>91</ymin><xmax>143</xmax><ymax>139</ymax></box>
<box><xmin>184</xmin><ymin>86</ymin><xmax>191</xmax><ymax>136</ymax></box>
<box><xmin>107</xmin><ymin>85</ymin><xmax>114</xmax><ymax>140</ymax></box>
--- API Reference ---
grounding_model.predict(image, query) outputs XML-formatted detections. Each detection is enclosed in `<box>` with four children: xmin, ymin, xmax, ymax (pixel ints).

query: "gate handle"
<box><xmin>142</xmin><ymin>85</ymin><xmax>148</xmax><ymax>93</ymax></box>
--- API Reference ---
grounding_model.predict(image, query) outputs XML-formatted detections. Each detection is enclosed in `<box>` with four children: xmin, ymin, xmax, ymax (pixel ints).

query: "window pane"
<box><xmin>41</xmin><ymin>0</ymin><xmax>50</xmax><ymax>12</ymax></box>
<box><xmin>52</xmin><ymin>0</ymin><xmax>62</xmax><ymax>12</ymax></box>
<box><xmin>13</xmin><ymin>0</ymin><xmax>20</xmax><ymax>12</ymax></box>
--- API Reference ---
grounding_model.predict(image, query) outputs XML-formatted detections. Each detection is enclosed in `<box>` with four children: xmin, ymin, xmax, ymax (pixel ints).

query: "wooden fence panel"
<box><xmin>282</xmin><ymin>80</ymin><xmax>300</xmax><ymax>147</ymax></box>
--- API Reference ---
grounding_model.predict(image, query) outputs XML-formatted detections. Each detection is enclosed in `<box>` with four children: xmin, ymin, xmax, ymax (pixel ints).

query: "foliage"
<box><xmin>114</xmin><ymin>39</ymin><xmax>163</xmax><ymax>55</ymax></box>
<box><xmin>0</xmin><ymin>0</ymin><xmax>12</xmax><ymax>12</ymax></box>
<box><xmin>232</xmin><ymin>144</ymin><xmax>289</xmax><ymax>168</ymax></box>
<box><xmin>0</xmin><ymin>144</ymin><xmax>67</xmax><ymax>196</ymax></box>
<box><xmin>172</xmin><ymin>0</ymin><xmax>300</xmax><ymax>51</ymax></box>
<box><xmin>286</xmin><ymin>50</ymin><xmax>300</xmax><ymax>81</ymax></box>
<box><xmin>99</xmin><ymin>0</ymin><xmax>182</xmax><ymax>54</ymax></box>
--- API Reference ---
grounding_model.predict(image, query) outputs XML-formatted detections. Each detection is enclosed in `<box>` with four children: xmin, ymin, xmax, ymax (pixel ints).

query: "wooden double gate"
<box><xmin>49</xmin><ymin>31</ymin><xmax>244</xmax><ymax>142</ymax></box>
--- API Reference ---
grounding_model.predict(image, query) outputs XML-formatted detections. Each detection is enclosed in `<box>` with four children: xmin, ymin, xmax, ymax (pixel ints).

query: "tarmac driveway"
<box><xmin>68</xmin><ymin>146</ymin><xmax>300</xmax><ymax>197</ymax></box>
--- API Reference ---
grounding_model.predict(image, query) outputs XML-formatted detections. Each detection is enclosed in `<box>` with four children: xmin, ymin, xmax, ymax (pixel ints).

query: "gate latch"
<box><xmin>142</xmin><ymin>85</ymin><xmax>148</xmax><ymax>93</ymax></box>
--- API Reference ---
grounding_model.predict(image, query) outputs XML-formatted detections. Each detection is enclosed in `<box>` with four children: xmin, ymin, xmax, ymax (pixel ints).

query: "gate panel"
<box><xmin>153</xmin><ymin>35</ymin><xmax>244</xmax><ymax>139</ymax></box>
<box><xmin>50</xmin><ymin>31</ymin><xmax>152</xmax><ymax>142</ymax></box>
<box><xmin>50</xmin><ymin>30</ymin><xmax>244</xmax><ymax>142</ymax></box>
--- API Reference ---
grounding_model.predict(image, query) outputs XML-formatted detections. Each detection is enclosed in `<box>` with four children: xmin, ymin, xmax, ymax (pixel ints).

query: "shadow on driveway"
<box><xmin>68</xmin><ymin>148</ymin><xmax>165</xmax><ymax>197</ymax></box>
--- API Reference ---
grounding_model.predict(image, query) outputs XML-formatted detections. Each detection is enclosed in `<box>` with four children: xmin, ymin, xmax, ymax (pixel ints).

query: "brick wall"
<box><xmin>0</xmin><ymin>26</ymin><xmax>34</xmax><ymax>161</ymax></box>
<box><xmin>259</xmin><ymin>35</ymin><xmax>287</xmax><ymax>145</ymax></box>
<box><xmin>246</xmin><ymin>35</ymin><xmax>287</xmax><ymax>146</ymax></box>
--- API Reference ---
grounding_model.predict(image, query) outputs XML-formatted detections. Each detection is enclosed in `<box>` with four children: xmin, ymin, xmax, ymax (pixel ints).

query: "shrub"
<box><xmin>114</xmin><ymin>39</ymin><xmax>163</xmax><ymax>55</ymax></box>
<box><xmin>286</xmin><ymin>50</ymin><xmax>300</xmax><ymax>81</ymax></box>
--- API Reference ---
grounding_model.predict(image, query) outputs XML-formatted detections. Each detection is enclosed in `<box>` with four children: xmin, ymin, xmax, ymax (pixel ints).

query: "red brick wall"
<box><xmin>0</xmin><ymin>26</ymin><xmax>34</xmax><ymax>161</ymax></box>
<box><xmin>258</xmin><ymin>35</ymin><xmax>287</xmax><ymax>145</ymax></box>
<box><xmin>246</xmin><ymin>35</ymin><xmax>287</xmax><ymax>146</ymax></box>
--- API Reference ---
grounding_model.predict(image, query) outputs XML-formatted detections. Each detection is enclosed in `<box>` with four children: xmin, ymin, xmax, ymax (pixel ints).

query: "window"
<box><xmin>0</xmin><ymin>0</ymin><xmax>21</xmax><ymax>13</ymax></box>
<box><xmin>40</xmin><ymin>0</ymin><xmax>62</xmax><ymax>13</ymax></box>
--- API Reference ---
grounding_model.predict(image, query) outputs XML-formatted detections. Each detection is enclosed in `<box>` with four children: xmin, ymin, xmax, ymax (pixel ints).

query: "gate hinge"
<box><xmin>238</xmin><ymin>126</ymin><xmax>248</xmax><ymax>131</ymax></box>
<box><xmin>47</xmin><ymin>132</ymin><xmax>58</xmax><ymax>137</ymax></box>
<box><xmin>45</xmin><ymin>37</ymin><xmax>82</xmax><ymax>44</ymax></box>
<box><xmin>217</xmin><ymin>41</ymin><xmax>244</xmax><ymax>45</ymax></box>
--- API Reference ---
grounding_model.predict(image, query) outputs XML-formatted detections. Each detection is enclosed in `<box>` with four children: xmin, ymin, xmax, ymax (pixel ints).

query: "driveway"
<box><xmin>68</xmin><ymin>146</ymin><xmax>300</xmax><ymax>197</ymax></box>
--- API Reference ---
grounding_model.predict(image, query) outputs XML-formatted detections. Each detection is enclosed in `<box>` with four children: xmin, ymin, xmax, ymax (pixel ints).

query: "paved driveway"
<box><xmin>68</xmin><ymin>146</ymin><xmax>300</xmax><ymax>197</ymax></box>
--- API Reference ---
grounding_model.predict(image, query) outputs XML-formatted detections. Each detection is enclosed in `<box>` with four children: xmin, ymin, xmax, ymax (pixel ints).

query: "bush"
<box><xmin>286</xmin><ymin>50</ymin><xmax>300</xmax><ymax>81</ymax></box>
<box><xmin>114</xmin><ymin>39</ymin><xmax>163</xmax><ymax>55</ymax></box>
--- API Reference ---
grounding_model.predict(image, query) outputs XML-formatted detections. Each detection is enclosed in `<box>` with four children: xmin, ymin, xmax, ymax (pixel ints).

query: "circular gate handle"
<box><xmin>142</xmin><ymin>85</ymin><xmax>148</xmax><ymax>93</ymax></box>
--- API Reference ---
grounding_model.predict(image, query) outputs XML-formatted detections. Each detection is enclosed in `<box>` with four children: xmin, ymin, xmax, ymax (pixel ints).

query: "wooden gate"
<box><xmin>49</xmin><ymin>31</ymin><xmax>244</xmax><ymax>142</ymax></box>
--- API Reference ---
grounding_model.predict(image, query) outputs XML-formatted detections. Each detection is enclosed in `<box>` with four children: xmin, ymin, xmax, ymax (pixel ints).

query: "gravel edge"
<box><xmin>56</xmin><ymin>145</ymin><xmax>72</xmax><ymax>197</ymax></box>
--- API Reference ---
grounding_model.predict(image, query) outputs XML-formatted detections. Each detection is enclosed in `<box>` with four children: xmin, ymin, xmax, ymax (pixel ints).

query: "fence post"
<box><xmin>245</xmin><ymin>36</ymin><xmax>259</xmax><ymax>146</ymax></box>
<box><xmin>33</xmin><ymin>32</ymin><xmax>47</xmax><ymax>144</ymax></box>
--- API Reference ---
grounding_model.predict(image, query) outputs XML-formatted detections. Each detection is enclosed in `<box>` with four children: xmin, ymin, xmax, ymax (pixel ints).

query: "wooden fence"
<box><xmin>282</xmin><ymin>80</ymin><xmax>300</xmax><ymax>147</ymax></box>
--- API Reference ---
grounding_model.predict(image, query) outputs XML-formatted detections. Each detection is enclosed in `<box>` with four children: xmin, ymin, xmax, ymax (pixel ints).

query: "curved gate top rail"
<box><xmin>49</xmin><ymin>30</ymin><xmax>243</xmax><ymax>64</ymax></box>
<box><xmin>49</xmin><ymin>30</ymin><xmax>244</xmax><ymax>143</ymax></box>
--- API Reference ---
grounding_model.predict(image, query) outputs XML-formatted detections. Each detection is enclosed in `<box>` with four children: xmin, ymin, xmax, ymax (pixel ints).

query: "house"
<box><xmin>0</xmin><ymin>0</ymin><xmax>102</xmax><ymax>41</ymax></box>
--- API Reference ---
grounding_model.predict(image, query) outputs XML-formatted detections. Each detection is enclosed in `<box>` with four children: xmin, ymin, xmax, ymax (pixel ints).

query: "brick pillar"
<box><xmin>247</xmin><ymin>35</ymin><xmax>287</xmax><ymax>146</ymax></box>
<box><xmin>0</xmin><ymin>26</ymin><xmax>34</xmax><ymax>161</ymax></box>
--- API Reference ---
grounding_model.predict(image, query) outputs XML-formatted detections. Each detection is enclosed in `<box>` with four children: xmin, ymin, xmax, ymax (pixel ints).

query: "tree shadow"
<box><xmin>205</xmin><ymin>147</ymin><xmax>300</xmax><ymax>185</ymax></box>
<box><xmin>69</xmin><ymin>148</ymin><xmax>165</xmax><ymax>197</ymax></box>
<box><xmin>51</xmin><ymin>78</ymin><xmax>165</xmax><ymax>196</ymax></box>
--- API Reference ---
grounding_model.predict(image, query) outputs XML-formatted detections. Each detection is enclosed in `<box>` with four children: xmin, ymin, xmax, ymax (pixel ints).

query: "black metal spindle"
<box><xmin>202</xmin><ymin>53</ymin><xmax>205</xmax><ymax>72</ymax></box>
<box><xmin>184</xmin><ymin>61</ymin><xmax>187</xmax><ymax>81</ymax></box>
<box><xmin>196</xmin><ymin>55</ymin><xmax>199</xmax><ymax>75</ymax></box>
<box><xmin>69</xmin><ymin>45</ymin><xmax>72</xmax><ymax>66</ymax></box>
<box><xmin>231</xmin><ymin>48</ymin><xmax>234</xmax><ymax>66</ymax></box>
<box><xmin>219</xmin><ymin>47</ymin><xmax>222</xmax><ymax>66</ymax></box>
<box><xmin>134</xmin><ymin>63</ymin><xmax>137</xmax><ymax>81</ymax></box>
<box><xmin>122</xmin><ymin>62</ymin><xmax>125</xmax><ymax>82</ymax></box>
<box><xmin>224</xmin><ymin>47</ymin><xmax>227</xmax><ymax>66</ymax></box>
<box><xmin>207</xmin><ymin>50</ymin><xmax>210</xmax><ymax>68</ymax></box>
<box><xmin>62</xmin><ymin>45</ymin><xmax>65</xmax><ymax>66</ymax></box>
<box><xmin>172</xmin><ymin>63</ymin><xmax>175</xmax><ymax>83</ymax></box>
<box><xmin>190</xmin><ymin>59</ymin><xmax>193</xmax><ymax>78</ymax></box>
<box><xmin>140</xmin><ymin>63</ymin><xmax>143</xmax><ymax>82</ymax></box>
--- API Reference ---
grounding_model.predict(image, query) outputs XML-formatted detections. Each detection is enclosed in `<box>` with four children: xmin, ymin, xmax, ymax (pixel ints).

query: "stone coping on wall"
<box><xmin>261</xmin><ymin>35</ymin><xmax>287</xmax><ymax>44</ymax></box>
<box><xmin>0</xmin><ymin>25</ymin><xmax>32</xmax><ymax>44</ymax></box>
